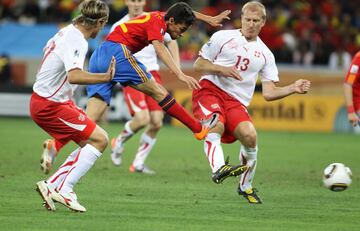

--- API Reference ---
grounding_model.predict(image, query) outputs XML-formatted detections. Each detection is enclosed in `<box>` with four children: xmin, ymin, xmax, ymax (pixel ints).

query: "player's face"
<box><xmin>167</xmin><ymin>22</ymin><xmax>190</xmax><ymax>40</ymax></box>
<box><xmin>90</xmin><ymin>17</ymin><xmax>108</xmax><ymax>38</ymax></box>
<box><xmin>241</xmin><ymin>9</ymin><xmax>265</xmax><ymax>41</ymax></box>
<box><xmin>125</xmin><ymin>0</ymin><xmax>146</xmax><ymax>18</ymax></box>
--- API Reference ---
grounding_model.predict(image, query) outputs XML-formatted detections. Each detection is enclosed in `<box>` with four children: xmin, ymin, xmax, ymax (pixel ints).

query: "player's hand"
<box><xmin>207</xmin><ymin>10</ymin><xmax>231</xmax><ymax>27</ymax></box>
<box><xmin>348</xmin><ymin>112</ymin><xmax>360</xmax><ymax>127</ymax></box>
<box><xmin>106</xmin><ymin>56</ymin><xmax>116</xmax><ymax>81</ymax></box>
<box><xmin>178</xmin><ymin>73</ymin><xmax>201</xmax><ymax>90</ymax></box>
<box><xmin>220</xmin><ymin>66</ymin><xmax>243</xmax><ymax>80</ymax></box>
<box><xmin>293</xmin><ymin>79</ymin><xmax>311</xmax><ymax>94</ymax></box>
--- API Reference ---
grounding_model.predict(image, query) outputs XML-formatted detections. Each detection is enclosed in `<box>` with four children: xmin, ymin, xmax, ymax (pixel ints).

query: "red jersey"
<box><xmin>106</xmin><ymin>11</ymin><xmax>166</xmax><ymax>53</ymax></box>
<box><xmin>344</xmin><ymin>51</ymin><xmax>360</xmax><ymax>99</ymax></box>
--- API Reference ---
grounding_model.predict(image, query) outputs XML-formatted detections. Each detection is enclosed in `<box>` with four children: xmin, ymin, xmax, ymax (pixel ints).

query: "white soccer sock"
<box><xmin>57</xmin><ymin>144</ymin><xmax>102</xmax><ymax>193</ymax></box>
<box><xmin>47</xmin><ymin>147</ymin><xmax>81</xmax><ymax>190</ymax></box>
<box><xmin>204</xmin><ymin>133</ymin><xmax>225</xmax><ymax>173</ymax></box>
<box><xmin>239</xmin><ymin>145</ymin><xmax>258</xmax><ymax>191</ymax></box>
<box><xmin>114</xmin><ymin>121</ymin><xmax>134</xmax><ymax>153</ymax></box>
<box><xmin>132</xmin><ymin>133</ymin><xmax>156</xmax><ymax>168</ymax></box>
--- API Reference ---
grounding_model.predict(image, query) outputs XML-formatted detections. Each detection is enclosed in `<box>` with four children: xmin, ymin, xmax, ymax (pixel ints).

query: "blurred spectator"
<box><xmin>328</xmin><ymin>46</ymin><xmax>351</xmax><ymax>71</ymax></box>
<box><xmin>0</xmin><ymin>53</ymin><xmax>12</xmax><ymax>87</ymax></box>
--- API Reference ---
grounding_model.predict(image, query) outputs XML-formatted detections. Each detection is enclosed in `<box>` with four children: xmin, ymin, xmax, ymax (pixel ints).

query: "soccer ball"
<box><xmin>322</xmin><ymin>163</ymin><xmax>352</xmax><ymax>192</ymax></box>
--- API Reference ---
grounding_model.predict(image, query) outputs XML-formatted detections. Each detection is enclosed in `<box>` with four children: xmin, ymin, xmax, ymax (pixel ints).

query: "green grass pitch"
<box><xmin>0</xmin><ymin>117</ymin><xmax>359</xmax><ymax>231</ymax></box>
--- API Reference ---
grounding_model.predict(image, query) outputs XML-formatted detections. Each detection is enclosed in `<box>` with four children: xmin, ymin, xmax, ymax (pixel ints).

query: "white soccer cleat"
<box><xmin>35</xmin><ymin>180</ymin><xmax>56</xmax><ymax>211</ymax></box>
<box><xmin>129</xmin><ymin>164</ymin><xmax>156</xmax><ymax>175</ymax></box>
<box><xmin>110</xmin><ymin>138</ymin><xmax>124</xmax><ymax>166</ymax></box>
<box><xmin>51</xmin><ymin>191</ymin><xmax>86</xmax><ymax>213</ymax></box>
<box><xmin>40</xmin><ymin>139</ymin><xmax>57</xmax><ymax>174</ymax></box>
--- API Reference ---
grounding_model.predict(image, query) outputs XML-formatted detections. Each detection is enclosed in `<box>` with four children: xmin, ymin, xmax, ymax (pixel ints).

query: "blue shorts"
<box><xmin>87</xmin><ymin>41</ymin><xmax>153</xmax><ymax>105</ymax></box>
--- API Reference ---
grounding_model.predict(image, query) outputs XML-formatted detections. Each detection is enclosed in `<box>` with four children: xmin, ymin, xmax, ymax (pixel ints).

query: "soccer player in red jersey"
<box><xmin>86</xmin><ymin>2</ymin><xmax>228</xmax><ymax>139</ymax></box>
<box><xmin>108</xmin><ymin>0</ymin><xmax>181</xmax><ymax>174</ymax></box>
<box><xmin>344</xmin><ymin>51</ymin><xmax>360</xmax><ymax>126</ymax></box>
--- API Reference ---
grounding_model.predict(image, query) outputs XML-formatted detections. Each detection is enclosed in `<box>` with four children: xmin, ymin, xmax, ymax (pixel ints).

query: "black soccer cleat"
<box><xmin>212</xmin><ymin>163</ymin><xmax>248</xmax><ymax>184</ymax></box>
<box><xmin>237</xmin><ymin>187</ymin><xmax>262</xmax><ymax>204</ymax></box>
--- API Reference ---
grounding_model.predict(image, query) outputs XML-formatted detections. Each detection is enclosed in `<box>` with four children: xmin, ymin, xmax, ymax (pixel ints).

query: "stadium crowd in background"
<box><xmin>1</xmin><ymin>0</ymin><xmax>358</xmax><ymax>67</ymax></box>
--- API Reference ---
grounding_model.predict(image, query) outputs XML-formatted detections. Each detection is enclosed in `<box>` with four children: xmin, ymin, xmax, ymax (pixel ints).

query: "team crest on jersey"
<box><xmin>74</xmin><ymin>49</ymin><xmax>79</xmax><ymax>57</ymax></box>
<box><xmin>160</xmin><ymin>28</ymin><xmax>165</xmax><ymax>35</ymax></box>
<box><xmin>78</xmin><ymin>113</ymin><xmax>85</xmax><ymax>122</ymax></box>
<box><xmin>254</xmin><ymin>51</ymin><xmax>261</xmax><ymax>58</ymax></box>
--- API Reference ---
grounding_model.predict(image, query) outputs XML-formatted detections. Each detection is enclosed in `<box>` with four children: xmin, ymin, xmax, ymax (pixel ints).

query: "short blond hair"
<box><xmin>242</xmin><ymin>1</ymin><xmax>266</xmax><ymax>20</ymax></box>
<box><xmin>73</xmin><ymin>0</ymin><xmax>109</xmax><ymax>28</ymax></box>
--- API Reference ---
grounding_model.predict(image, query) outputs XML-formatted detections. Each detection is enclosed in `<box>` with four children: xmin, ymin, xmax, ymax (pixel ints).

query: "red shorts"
<box><xmin>123</xmin><ymin>70</ymin><xmax>162</xmax><ymax>116</ymax></box>
<box><xmin>353</xmin><ymin>98</ymin><xmax>360</xmax><ymax>112</ymax></box>
<box><xmin>192</xmin><ymin>80</ymin><xmax>252</xmax><ymax>143</ymax></box>
<box><xmin>30</xmin><ymin>93</ymin><xmax>96</xmax><ymax>146</ymax></box>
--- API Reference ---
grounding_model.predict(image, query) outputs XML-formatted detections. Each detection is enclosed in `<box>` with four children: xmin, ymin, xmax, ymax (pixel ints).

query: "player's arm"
<box><xmin>152</xmin><ymin>40</ymin><xmax>200</xmax><ymax>89</ymax></box>
<box><xmin>193</xmin><ymin>56</ymin><xmax>242</xmax><ymax>80</ymax></box>
<box><xmin>165</xmin><ymin>39</ymin><xmax>180</xmax><ymax>68</ymax></box>
<box><xmin>343</xmin><ymin>82</ymin><xmax>359</xmax><ymax>126</ymax></box>
<box><xmin>68</xmin><ymin>57</ymin><xmax>116</xmax><ymax>84</ymax></box>
<box><xmin>193</xmin><ymin>10</ymin><xmax>231</xmax><ymax>27</ymax></box>
<box><xmin>261</xmin><ymin>79</ymin><xmax>311</xmax><ymax>101</ymax></box>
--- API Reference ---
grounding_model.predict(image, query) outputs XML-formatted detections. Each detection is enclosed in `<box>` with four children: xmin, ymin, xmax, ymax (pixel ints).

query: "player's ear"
<box><xmin>168</xmin><ymin>17</ymin><xmax>175</xmax><ymax>25</ymax></box>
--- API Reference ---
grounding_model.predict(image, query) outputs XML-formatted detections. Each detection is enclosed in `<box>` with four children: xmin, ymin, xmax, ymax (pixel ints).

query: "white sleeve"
<box><xmin>260</xmin><ymin>52</ymin><xmax>279</xmax><ymax>82</ymax></box>
<box><xmin>164</xmin><ymin>33</ymin><xmax>172</xmax><ymax>43</ymax></box>
<box><xmin>198</xmin><ymin>31</ymin><xmax>223</xmax><ymax>62</ymax></box>
<box><xmin>63</xmin><ymin>37</ymin><xmax>87</xmax><ymax>71</ymax></box>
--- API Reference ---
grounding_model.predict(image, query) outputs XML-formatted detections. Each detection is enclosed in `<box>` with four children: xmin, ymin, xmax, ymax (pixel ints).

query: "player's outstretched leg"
<box><xmin>40</xmin><ymin>139</ymin><xmax>57</xmax><ymax>174</ymax></box>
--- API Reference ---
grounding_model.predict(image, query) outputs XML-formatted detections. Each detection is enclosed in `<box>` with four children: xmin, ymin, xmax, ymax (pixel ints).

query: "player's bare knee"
<box><xmin>242</xmin><ymin>132</ymin><xmax>257</xmax><ymax>147</ymax></box>
<box><xmin>134</xmin><ymin>113</ymin><xmax>150</xmax><ymax>127</ymax></box>
<box><xmin>150</xmin><ymin>120</ymin><xmax>163</xmax><ymax>132</ymax></box>
<box><xmin>96</xmin><ymin>132</ymin><xmax>109</xmax><ymax>152</ymax></box>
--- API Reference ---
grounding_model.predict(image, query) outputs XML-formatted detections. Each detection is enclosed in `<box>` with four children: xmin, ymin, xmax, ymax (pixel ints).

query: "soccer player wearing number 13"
<box><xmin>192</xmin><ymin>1</ymin><xmax>311</xmax><ymax>203</ymax></box>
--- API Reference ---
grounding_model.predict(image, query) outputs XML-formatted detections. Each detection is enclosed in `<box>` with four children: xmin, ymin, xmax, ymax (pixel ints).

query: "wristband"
<box><xmin>347</xmin><ymin>106</ymin><xmax>355</xmax><ymax>113</ymax></box>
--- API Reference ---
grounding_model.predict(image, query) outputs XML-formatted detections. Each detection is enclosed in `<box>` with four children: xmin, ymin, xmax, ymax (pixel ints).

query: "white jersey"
<box><xmin>110</xmin><ymin>14</ymin><xmax>172</xmax><ymax>71</ymax></box>
<box><xmin>33</xmin><ymin>24</ymin><xmax>88</xmax><ymax>102</ymax></box>
<box><xmin>199</xmin><ymin>29</ymin><xmax>279</xmax><ymax>106</ymax></box>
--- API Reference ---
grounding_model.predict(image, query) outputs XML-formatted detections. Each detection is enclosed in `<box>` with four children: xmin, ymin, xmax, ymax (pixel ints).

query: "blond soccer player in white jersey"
<box><xmin>109</xmin><ymin>0</ymin><xmax>180</xmax><ymax>174</ymax></box>
<box><xmin>31</xmin><ymin>0</ymin><xmax>115</xmax><ymax>212</ymax></box>
<box><xmin>192</xmin><ymin>1</ymin><xmax>311</xmax><ymax>204</ymax></box>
